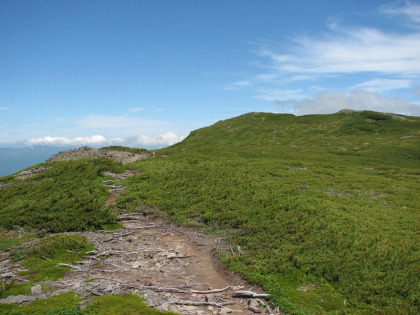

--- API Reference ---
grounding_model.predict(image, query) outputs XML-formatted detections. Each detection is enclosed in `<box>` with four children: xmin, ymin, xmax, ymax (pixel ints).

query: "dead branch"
<box><xmin>57</xmin><ymin>263</ymin><xmax>84</xmax><ymax>271</ymax></box>
<box><xmin>190</xmin><ymin>286</ymin><xmax>231</xmax><ymax>294</ymax></box>
<box><xmin>104</xmin><ymin>231</ymin><xmax>135</xmax><ymax>242</ymax></box>
<box><xmin>170</xmin><ymin>300</ymin><xmax>235</xmax><ymax>308</ymax></box>
<box><xmin>118</xmin><ymin>216</ymin><xmax>144</xmax><ymax>221</ymax></box>
<box><xmin>166</xmin><ymin>255</ymin><xmax>192</xmax><ymax>259</ymax></box>
<box><xmin>124</xmin><ymin>225</ymin><xmax>157</xmax><ymax>229</ymax></box>
<box><xmin>232</xmin><ymin>290</ymin><xmax>270</xmax><ymax>298</ymax></box>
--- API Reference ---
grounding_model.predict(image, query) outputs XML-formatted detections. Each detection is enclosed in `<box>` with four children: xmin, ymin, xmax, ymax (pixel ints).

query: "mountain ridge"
<box><xmin>0</xmin><ymin>110</ymin><xmax>419</xmax><ymax>314</ymax></box>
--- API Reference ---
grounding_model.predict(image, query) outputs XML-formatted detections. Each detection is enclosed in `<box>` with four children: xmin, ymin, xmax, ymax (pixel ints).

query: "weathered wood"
<box><xmin>232</xmin><ymin>290</ymin><xmax>270</xmax><ymax>298</ymax></box>
<box><xmin>190</xmin><ymin>286</ymin><xmax>231</xmax><ymax>294</ymax></box>
<box><xmin>170</xmin><ymin>300</ymin><xmax>235</xmax><ymax>308</ymax></box>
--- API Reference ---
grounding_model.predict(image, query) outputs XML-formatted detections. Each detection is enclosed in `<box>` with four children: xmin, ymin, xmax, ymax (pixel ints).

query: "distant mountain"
<box><xmin>0</xmin><ymin>146</ymin><xmax>72</xmax><ymax>176</ymax></box>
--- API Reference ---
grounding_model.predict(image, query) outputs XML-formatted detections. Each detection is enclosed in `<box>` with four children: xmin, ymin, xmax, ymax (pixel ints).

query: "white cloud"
<box><xmin>126</xmin><ymin>132</ymin><xmax>185</xmax><ymax>148</ymax></box>
<box><xmin>0</xmin><ymin>106</ymin><xmax>9</xmax><ymax>111</ymax></box>
<box><xmin>23</xmin><ymin>131</ymin><xmax>186</xmax><ymax>149</ymax></box>
<box><xmin>256</xmin><ymin>88</ymin><xmax>304</xmax><ymax>101</ymax></box>
<box><xmin>25</xmin><ymin>135</ymin><xmax>124</xmax><ymax>146</ymax></box>
<box><xmin>277</xmin><ymin>89</ymin><xmax>420</xmax><ymax>116</ymax></box>
<box><xmin>129</xmin><ymin>107</ymin><xmax>147</xmax><ymax>112</ymax></box>
<box><xmin>354</xmin><ymin>79</ymin><xmax>412</xmax><ymax>92</ymax></box>
<box><xmin>76</xmin><ymin>115</ymin><xmax>161</xmax><ymax>129</ymax></box>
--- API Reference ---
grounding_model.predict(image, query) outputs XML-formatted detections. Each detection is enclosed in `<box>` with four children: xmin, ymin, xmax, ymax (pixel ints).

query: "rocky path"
<box><xmin>62</xmin><ymin>212</ymin><xmax>278</xmax><ymax>314</ymax></box>
<box><xmin>1</xmin><ymin>160</ymin><xmax>280</xmax><ymax>314</ymax></box>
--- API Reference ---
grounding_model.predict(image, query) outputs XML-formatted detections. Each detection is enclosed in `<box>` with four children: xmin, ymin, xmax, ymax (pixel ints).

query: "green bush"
<box><xmin>0</xmin><ymin>158</ymin><xmax>119</xmax><ymax>232</ymax></box>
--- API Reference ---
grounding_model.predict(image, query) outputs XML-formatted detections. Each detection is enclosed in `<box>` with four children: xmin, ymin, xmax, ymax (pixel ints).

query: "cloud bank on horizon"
<box><xmin>0</xmin><ymin>1</ymin><xmax>419</xmax><ymax>148</ymax></box>
<box><xmin>25</xmin><ymin>132</ymin><xmax>184</xmax><ymax>149</ymax></box>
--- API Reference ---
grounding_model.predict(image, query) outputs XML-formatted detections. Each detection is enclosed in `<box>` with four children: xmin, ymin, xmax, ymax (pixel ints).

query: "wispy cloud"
<box><xmin>380</xmin><ymin>1</ymin><xmax>420</xmax><ymax>25</ymax></box>
<box><xmin>277</xmin><ymin>90</ymin><xmax>420</xmax><ymax>116</ymax></box>
<box><xmin>258</xmin><ymin>25</ymin><xmax>420</xmax><ymax>75</ymax></box>
<box><xmin>354</xmin><ymin>79</ymin><xmax>412</xmax><ymax>93</ymax></box>
<box><xmin>240</xmin><ymin>1</ymin><xmax>420</xmax><ymax>115</ymax></box>
<box><xmin>0</xmin><ymin>106</ymin><xmax>9</xmax><ymax>111</ymax></box>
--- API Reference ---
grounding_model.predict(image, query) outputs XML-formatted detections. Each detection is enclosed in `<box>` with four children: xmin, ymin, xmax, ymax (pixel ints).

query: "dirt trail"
<box><xmin>2</xmin><ymin>154</ymin><xmax>279</xmax><ymax>314</ymax></box>
<box><xmin>63</xmin><ymin>213</ymin><xmax>278</xmax><ymax>314</ymax></box>
<box><xmin>63</xmin><ymin>169</ymin><xmax>278</xmax><ymax>314</ymax></box>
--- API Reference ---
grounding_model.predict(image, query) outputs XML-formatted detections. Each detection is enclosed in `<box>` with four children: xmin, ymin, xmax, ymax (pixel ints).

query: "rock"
<box><xmin>102</xmin><ymin>285</ymin><xmax>115</xmax><ymax>293</ymax></box>
<box><xmin>0</xmin><ymin>295</ymin><xmax>36</xmax><ymax>305</ymax></box>
<box><xmin>205</xmin><ymin>294</ymin><xmax>214</xmax><ymax>302</ymax></box>
<box><xmin>50</xmin><ymin>289</ymin><xmax>71</xmax><ymax>297</ymax></box>
<box><xmin>87</xmin><ymin>288</ymin><xmax>104</xmax><ymax>296</ymax></box>
<box><xmin>168</xmin><ymin>304</ymin><xmax>180</xmax><ymax>313</ymax></box>
<box><xmin>73</xmin><ymin>287</ymin><xmax>85</xmax><ymax>296</ymax></box>
<box><xmin>15</xmin><ymin>166</ymin><xmax>51</xmax><ymax>179</ymax></box>
<box><xmin>36</xmin><ymin>281</ymin><xmax>65</xmax><ymax>289</ymax></box>
<box><xmin>131</xmin><ymin>261</ymin><xmax>145</xmax><ymax>269</ymax></box>
<box><xmin>165</xmin><ymin>252</ymin><xmax>178</xmax><ymax>259</ymax></box>
<box><xmin>219</xmin><ymin>308</ymin><xmax>233</xmax><ymax>314</ymax></box>
<box><xmin>95</xmin><ymin>283</ymin><xmax>108</xmax><ymax>291</ymax></box>
<box><xmin>160</xmin><ymin>303</ymin><xmax>170</xmax><ymax>311</ymax></box>
<box><xmin>31</xmin><ymin>285</ymin><xmax>42</xmax><ymax>296</ymax></box>
<box><xmin>166</xmin><ymin>297</ymin><xmax>179</xmax><ymax>304</ymax></box>
<box><xmin>0</xmin><ymin>272</ymin><xmax>15</xmax><ymax>279</ymax></box>
<box><xmin>248</xmin><ymin>299</ymin><xmax>265</xmax><ymax>313</ymax></box>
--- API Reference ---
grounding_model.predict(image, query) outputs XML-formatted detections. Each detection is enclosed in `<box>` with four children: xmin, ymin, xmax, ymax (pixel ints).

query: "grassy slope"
<box><xmin>0</xmin><ymin>111</ymin><xmax>418</xmax><ymax>314</ymax></box>
<box><xmin>119</xmin><ymin>111</ymin><xmax>420</xmax><ymax>313</ymax></box>
<box><xmin>0</xmin><ymin>157</ymin><xmax>124</xmax><ymax>232</ymax></box>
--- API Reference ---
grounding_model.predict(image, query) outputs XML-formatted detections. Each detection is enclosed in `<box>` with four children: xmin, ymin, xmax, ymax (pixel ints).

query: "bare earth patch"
<box><xmin>63</xmin><ymin>213</ymin><xmax>279</xmax><ymax>314</ymax></box>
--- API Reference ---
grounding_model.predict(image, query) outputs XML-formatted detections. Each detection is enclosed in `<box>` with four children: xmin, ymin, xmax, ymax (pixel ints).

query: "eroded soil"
<box><xmin>63</xmin><ymin>213</ymin><xmax>276</xmax><ymax>314</ymax></box>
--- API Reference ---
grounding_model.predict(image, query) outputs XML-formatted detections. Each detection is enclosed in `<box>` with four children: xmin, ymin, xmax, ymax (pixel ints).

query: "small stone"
<box><xmin>36</xmin><ymin>281</ymin><xmax>65</xmax><ymax>289</ymax></box>
<box><xmin>131</xmin><ymin>261</ymin><xmax>144</xmax><ymax>269</ymax></box>
<box><xmin>31</xmin><ymin>285</ymin><xmax>42</xmax><ymax>296</ymax></box>
<box><xmin>219</xmin><ymin>308</ymin><xmax>233</xmax><ymax>314</ymax></box>
<box><xmin>166</xmin><ymin>297</ymin><xmax>179</xmax><ymax>303</ymax></box>
<box><xmin>1</xmin><ymin>295</ymin><xmax>36</xmax><ymax>305</ymax></box>
<box><xmin>168</xmin><ymin>304</ymin><xmax>179</xmax><ymax>313</ymax></box>
<box><xmin>205</xmin><ymin>294</ymin><xmax>214</xmax><ymax>302</ymax></box>
<box><xmin>102</xmin><ymin>285</ymin><xmax>114</xmax><ymax>293</ymax></box>
<box><xmin>88</xmin><ymin>288</ymin><xmax>104</xmax><ymax>296</ymax></box>
<box><xmin>248</xmin><ymin>299</ymin><xmax>263</xmax><ymax>313</ymax></box>
<box><xmin>165</xmin><ymin>253</ymin><xmax>178</xmax><ymax>259</ymax></box>
<box><xmin>96</xmin><ymin>283</ymin><xmax>108</xmax><ymax>291</ymax></box>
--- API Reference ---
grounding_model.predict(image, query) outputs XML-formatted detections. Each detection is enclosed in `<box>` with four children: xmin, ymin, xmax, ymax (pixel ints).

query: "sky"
<box><xmin>1</xmin><ymin>0</ymin><xmax>419</xmax><ymax>149</ymax></box>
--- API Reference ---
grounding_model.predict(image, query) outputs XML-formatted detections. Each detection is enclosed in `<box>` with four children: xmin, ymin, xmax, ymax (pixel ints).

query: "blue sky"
<box><xmin>1</xmin><ymin>0</ymin><xmax>419</xmax><ymax>148</ymax></box>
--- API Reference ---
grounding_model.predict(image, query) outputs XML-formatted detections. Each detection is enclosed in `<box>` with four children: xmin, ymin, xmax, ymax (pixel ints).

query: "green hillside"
<box><xmin>0</xmin><ymin>110</ymin><xmax>419</xmax><ymax>313</ymax></box>
<box><xmin>120</xmin><ymin>110</ymin><xmax>420</xmax><ymax>313</ymax></box>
